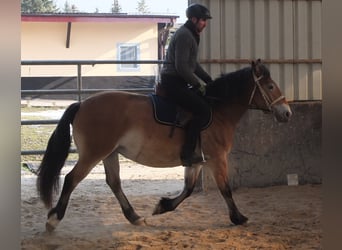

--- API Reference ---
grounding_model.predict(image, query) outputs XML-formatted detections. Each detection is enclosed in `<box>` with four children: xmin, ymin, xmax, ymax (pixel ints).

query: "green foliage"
<box><xmin>63</xmin><ymin>1</ymin><xmax>79</xmax><ymax>13</ymax></box>
<box><xmin>136</xmin><ymin>0</ymin><xmax>150</xmax><ymax>14</ymax></box>
<box><xmin>21</xmin><ymin>0</ymin><xmax>59</xmax><ymax>13</ymax></box>
<box><xmin>111</xmin><ymin>0</ymin><xmax>122</xmax><ymax>13</ymax></box>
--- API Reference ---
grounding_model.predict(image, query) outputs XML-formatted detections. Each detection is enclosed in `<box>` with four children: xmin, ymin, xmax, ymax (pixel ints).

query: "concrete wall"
<box><xmin>202</xmin><ymin>101</ymin><xmax>322</xmax><ymax>190</ymax></box>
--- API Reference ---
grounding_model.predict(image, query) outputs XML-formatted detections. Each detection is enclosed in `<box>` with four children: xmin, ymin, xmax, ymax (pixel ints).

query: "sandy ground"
<box><xmin>21</xmin><ymin>162</ymin><xmax>322</xmax><ymax>250</ymax></box>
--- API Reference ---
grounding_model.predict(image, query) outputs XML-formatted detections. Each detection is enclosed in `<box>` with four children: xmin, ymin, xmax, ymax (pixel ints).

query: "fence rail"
<box><xmin>21</xmin><ymin>88</ymin><xmax>154</xmax><ymax>96</ymax></box>
<box><xmin>21</xmin><ymin>59</ymin><xmax>164</xmax><ymax>65</ymax></box>
<box><xmin>21</xmin><ymin>59</ymin><xmax>162</xmax><ymax>156</ymax></box>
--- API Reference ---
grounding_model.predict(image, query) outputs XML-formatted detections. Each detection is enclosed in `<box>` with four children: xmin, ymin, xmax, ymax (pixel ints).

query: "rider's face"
<box><xmin>191</xmin><ymin>17</ymin><xmax>208</xmax><ymax>34</ymax></box>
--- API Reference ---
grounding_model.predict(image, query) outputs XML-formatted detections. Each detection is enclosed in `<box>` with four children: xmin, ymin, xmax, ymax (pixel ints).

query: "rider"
<box><xmin>160</xmin><ymin>3</ymin><xmax>213</xmax><ymax>167</ymax></box>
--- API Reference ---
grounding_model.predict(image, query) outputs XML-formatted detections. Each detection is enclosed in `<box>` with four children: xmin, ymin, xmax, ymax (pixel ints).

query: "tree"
<box><xmin>63</xmin><ymin>1</ymin><xmax>79</xmax><ymax>13</ymax></box>
<box><xmin>136</xmin><ymin>0</ymin><xmax>149</xmax><ymax>14</ymax></box>
<box><xmin>71</xmin><ymin>4</ymin><xmax>79</xmax><ymax>13</ymax></box>
<box><xmin>63</xmin><ymin>1</ymin><xmax>71</xmax><ymax>12</ymax></box>
<box><xmin>111</xmin><ymin>0</ymin><xmax>122</xmax><ymax>13</ymax></box>
<box><xmin>21</xmin><ymin>0</ymin><xmax>59</xmax><ymax>13</ymax></box>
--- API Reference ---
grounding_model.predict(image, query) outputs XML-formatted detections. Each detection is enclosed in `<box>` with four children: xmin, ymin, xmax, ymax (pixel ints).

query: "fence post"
<box><xmin>77</xmin><ymin>64</ymin><xmax>82</xmax><ymax>102</ymax></box>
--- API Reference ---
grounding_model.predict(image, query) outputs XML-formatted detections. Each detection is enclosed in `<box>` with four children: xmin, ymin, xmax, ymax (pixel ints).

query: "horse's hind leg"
<box><xmin>46</xmin><ymin>160</ymin><xmax>95</xmax><ymax>232</ymax></box>
<box><xmin>210</xmin><ymin>159</ymin><xmax>248</xmax><ymax>225</ymax></box>
<box><xmin>103</xmin><ymin>152</ymin><xmax>145</xmax><ymax>226</ymax></box>
<box><xmin>153</xmin><ymin>165</ymin><xmax>203</xmax><ymax>215</ymax></box>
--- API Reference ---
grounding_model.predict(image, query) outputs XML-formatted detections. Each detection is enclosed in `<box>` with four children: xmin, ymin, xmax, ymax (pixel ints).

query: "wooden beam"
<box><xmin>66</xmin><ymin>22</ymin><xmax>71</xmax><ymax>48</ymax></box>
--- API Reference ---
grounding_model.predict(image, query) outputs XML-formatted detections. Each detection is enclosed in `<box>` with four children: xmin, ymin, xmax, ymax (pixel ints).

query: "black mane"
<box><xmin>205</xmin><ymin>66</ymin><xmax>252</xmax><ymax>103</ymax></box>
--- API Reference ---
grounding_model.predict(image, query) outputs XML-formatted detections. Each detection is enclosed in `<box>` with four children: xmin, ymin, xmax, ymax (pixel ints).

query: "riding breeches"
<box><xmin>160</xmin><ymin>74</ymin><xmax>211</xmax><ymax>129</ymax></box>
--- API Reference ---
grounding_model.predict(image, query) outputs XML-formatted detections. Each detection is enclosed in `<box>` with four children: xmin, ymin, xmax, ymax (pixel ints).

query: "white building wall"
<box><xmin>21</xmin><ymin>21</ymin><xmax>159</xmax><ymax>77</ymax></box>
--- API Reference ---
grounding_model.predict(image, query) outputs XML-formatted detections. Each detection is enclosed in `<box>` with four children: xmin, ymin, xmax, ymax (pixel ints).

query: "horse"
<box><xmin>36</xmin><ymin>59</ymin><xmax>292</xmax><ymax>232</ymax></box>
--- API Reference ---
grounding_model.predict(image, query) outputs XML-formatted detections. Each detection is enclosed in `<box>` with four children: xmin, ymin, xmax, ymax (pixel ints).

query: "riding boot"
<box><xmin>180</xmin><ymin>121</ymin><xmax>204</xmax><ymax>167</ymax></box>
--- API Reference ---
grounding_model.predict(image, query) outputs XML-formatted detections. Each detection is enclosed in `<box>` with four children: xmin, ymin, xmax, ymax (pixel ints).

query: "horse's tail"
<box><xmin>36</xmin><ymin>102</ymin><xmax>80</xmax><ymax>208</ymax></box>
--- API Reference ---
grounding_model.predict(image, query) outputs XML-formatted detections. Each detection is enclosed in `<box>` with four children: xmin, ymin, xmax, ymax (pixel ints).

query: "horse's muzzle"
<box><xmin>273</xmin><ymin>103</ymin><xmax>292</xmax><ymax>123</ymax></box>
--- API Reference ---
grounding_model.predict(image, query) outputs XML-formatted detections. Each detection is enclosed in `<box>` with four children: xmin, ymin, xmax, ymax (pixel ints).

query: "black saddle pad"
<box><xmin>149</xmin><ymin>94</ymin><xmax>212</xmax><ymax>130</ymax></box>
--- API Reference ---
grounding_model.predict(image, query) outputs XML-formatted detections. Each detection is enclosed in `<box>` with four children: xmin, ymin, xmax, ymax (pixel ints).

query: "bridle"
<box><xmin>248</xmin><ymin>71</ymin><xmax>285</xmax><ymax>112</ymax></box>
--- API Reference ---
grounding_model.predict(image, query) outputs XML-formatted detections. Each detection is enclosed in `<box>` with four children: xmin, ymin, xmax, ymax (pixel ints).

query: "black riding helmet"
<box><xmin>186</xmin><ymin>3</ymin><xmax>212</xmax><ymax>20</ymax></box>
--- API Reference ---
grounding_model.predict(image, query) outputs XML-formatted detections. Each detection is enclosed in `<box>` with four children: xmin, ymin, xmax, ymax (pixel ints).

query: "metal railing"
<box><xmin>21</xmin><ymin>59</ymin><xmax>164</xmax><ymax>156</ymax></box>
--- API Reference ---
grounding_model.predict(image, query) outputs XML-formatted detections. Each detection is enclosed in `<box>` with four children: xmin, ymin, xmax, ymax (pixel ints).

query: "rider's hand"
<box><xmin>197</xmin><ymin>83</ymin><xmax>206</xmax><ymax>96</ymax></box>
<box><xmin>205</xmin><ymin>80</ymin><xmax>214</xmax><ymax>92</ymax></box>
<box><xmin>191</xmin><ymin>82</ymin><xmax>206</xmax><ymax>96</ymax></box>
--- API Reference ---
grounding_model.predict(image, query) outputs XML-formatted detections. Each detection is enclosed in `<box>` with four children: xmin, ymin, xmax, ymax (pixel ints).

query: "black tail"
<box><xmin>36</xmin><ymin>102</ymin><xmax>80</xmax><ymax>208</ymax></box>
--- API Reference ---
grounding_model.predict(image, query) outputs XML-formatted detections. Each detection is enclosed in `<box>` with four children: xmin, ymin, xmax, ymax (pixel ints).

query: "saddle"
<box><xmin>149</xmin><ymin>83</ymin><xmax>212</xmax><ymax>137</ymax></box>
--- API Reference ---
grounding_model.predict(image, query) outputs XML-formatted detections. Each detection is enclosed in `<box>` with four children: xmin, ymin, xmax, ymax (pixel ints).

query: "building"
<box><xmin>21</xmin><ymin>13</ymin><xmax>178</xmax><ymax>98</ymax></box>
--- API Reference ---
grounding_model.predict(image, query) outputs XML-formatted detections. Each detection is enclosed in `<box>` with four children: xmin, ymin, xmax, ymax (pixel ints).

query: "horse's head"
<box><xmin>248</xmin><ymin>59</ymin><xmax>292</xmax><ymax>122</ymax></box>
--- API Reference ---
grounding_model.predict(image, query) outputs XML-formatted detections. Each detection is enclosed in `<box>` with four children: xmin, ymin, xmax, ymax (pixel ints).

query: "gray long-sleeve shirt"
<box><xmin>161</xmin><ymin>22</ymin><xmax>212</xmax><ymax>87</ymax></box>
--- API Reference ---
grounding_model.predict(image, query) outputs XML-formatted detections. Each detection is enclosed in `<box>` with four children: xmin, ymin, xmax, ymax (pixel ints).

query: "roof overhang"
<box><xmin>21</xmin><ymin>13</ymin><xmax>178</xmax><ymax>23</ymax></box>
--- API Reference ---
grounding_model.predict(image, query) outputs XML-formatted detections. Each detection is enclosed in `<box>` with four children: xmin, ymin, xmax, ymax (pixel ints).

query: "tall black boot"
<box><xmin>180</xmin><ymin>121</ymin><xmax>204</xmax><ymax>167</ymax></box>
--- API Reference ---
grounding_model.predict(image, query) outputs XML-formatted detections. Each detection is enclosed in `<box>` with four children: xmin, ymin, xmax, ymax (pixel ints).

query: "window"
<box><xmin>117</xmin><ymin>43</ymin><xmax>140</xmax><ymax>71</ymax></box>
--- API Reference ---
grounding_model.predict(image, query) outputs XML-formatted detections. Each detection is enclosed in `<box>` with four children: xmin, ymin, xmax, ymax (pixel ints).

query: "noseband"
<box><xmin>248</xmin><ymin>72</ymin><xmax>285</xmax><ymax>111</ymax></box>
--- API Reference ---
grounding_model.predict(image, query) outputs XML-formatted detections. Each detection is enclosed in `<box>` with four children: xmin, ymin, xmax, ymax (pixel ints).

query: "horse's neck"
<box><xmin>213</xmin><ymin>102</ymin><xmax>248</xmax><ymax>128</ymax></box>
<box><xmin>210</xmin><ymin>68</ymin><xmax>252</xmax><ymax>126</ymax></box>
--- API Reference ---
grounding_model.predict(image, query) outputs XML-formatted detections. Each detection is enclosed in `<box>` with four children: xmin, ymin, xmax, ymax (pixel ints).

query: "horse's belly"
<box><xmin>117</xmin><ymin>129</ymin><xmax>182</xmax><ymax>168</ymax></box>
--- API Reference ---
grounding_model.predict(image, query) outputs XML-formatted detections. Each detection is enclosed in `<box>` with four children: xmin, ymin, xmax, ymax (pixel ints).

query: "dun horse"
<box><xmin>37</xmin><ymin>60</ymin><xmax>292</xmax><ymax>231</ymax></box>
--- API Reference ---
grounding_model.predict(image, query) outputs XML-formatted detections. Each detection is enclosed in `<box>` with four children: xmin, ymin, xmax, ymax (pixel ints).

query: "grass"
<box><xmin>21</xmin><ymin>106</ymin><xmax>62</xmax><ymax>113</ymax></box>
<box><xmin>21</xmin><ymin>106</ymin><xmax>78</xmax><ymax>163</ymax></box>
<box><xmin>21</xmin><ymin>124</ymin><xmax>56</xmax><ymax>162</ymax></box>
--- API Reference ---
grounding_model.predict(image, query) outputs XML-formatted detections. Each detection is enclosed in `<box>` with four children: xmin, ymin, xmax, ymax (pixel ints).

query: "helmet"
<box><xmin>186</xmin><ymin>3</ymin><xmax>212</xmax><ymax>20</ymax></box>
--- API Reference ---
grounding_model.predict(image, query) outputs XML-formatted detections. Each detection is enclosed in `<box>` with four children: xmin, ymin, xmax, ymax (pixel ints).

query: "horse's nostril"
<box><xmin>285</xmin><ymin>111</ymin><xmax>292</xmax><ymax>118</ymax></box>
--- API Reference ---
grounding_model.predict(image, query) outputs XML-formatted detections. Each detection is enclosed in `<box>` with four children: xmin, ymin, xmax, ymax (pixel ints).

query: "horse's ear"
<box><xmin>251</xmin><ymin>59</ymin><xmax>261</xmax><ymax>66</ymax></box>
<box><xmin>251</xmin><ymin>59</ymin><xmax>262</xmax><ymax>76</ymax></box>
<box><xmin>251</xmin><ymin>60</ymin><xmax>256</xmax><ymax>70</ymax></box>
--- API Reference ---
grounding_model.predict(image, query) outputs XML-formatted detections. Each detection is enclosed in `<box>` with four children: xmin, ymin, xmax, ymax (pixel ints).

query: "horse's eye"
<box><xmin>268</xmin><ymin>84</ymin><xmax>274</xmax><ymax>91</ymax></box>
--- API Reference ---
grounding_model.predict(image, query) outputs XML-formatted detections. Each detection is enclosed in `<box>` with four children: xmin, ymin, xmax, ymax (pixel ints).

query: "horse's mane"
<box><xmin>205</xmin><ymin>66</ymin><xmax>252</xmax><ymax>104</ymax></box>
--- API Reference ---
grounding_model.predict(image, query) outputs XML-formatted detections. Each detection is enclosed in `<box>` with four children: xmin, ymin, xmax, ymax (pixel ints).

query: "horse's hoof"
<box><xmin>152</xmin><ymin>203</ymin><xmax>162</xmax><ymax>215</ymax></box>
<box><xmin>231</xmin><ymin>213</ymin><xmax>248</xmax><ymax>225</ymax></box>
<box><xmin>133</xmin><ymin>217</ymin><xmax>146</xmax><ymax>226</ymax></box>
<box><xmin>46</xmin><ymin>213</ymin><xmax>59</xmax><ymax>232</ymax></box>
<box><xmin>152</xmin><ymin>197</ymin><xmax>172</xmax><ymax>215</ymax></box>
<box><xmin>239</xmin><ymin>216</ymin><xmax>248</xmax><ymax>225</ymax></box>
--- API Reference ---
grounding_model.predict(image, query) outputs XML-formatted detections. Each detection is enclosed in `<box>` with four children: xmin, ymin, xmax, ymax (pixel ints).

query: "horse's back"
<box><xmin>74</xmin><ymin>91</ymin><xmax>151</xmax><ymax>130</ymax></box>
<box><xmin>78</xmin><ymin>90</ymin><xmax>147</xmax><ymax>116</ymax></box>
<box><xmin>71</xmin><ymin>92</ymin><xmax>149</xmax><ymax>155</ymax></box>
<box><xmin>82</xmin><ymin>91</ymin><xmax>147</xmax><ymax>108</ymax></box>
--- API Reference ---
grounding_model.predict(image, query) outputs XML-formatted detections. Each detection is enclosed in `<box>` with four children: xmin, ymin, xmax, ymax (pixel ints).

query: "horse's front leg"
<box><xmin>153</xmin><ymin>165</ymin><xmax>203</xmax><ymax>215</ymax></box>
<box><xmin>103</xmin><ymin>152</ymin><xmax>146</xmax><ymax>226</ymax></box>
<box><xmin>210</xmin><ymin>157</ymin><xmax>248</xmax><ymax>225</ymax></box>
